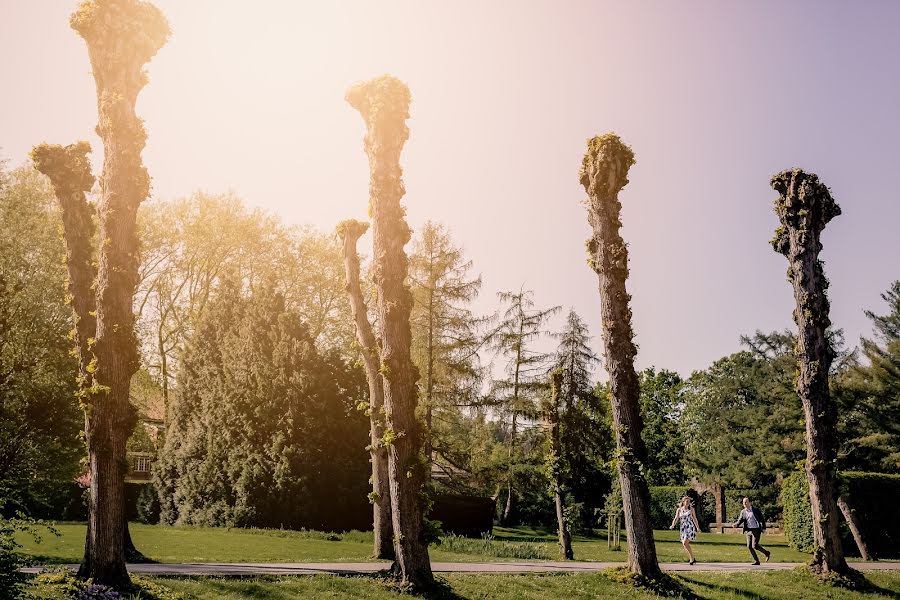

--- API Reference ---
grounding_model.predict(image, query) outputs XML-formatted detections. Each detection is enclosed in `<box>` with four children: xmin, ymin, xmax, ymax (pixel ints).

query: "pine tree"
<box><xmin>490</xmin><ymin>287</ymin><xmax>559</xmax><ymax>524</ymax></box>
<box><xmin>347</xmin><ymin>75</ymin><xmax>433</xmax><ymax>589</ymax></box>
<box><xmin>552</xmin><ymin>310</ymin><xmax>610</xmax><ymax>526</ymax></box>
<box><xmin>839</xmin><ymin>281</ymin><xmax>900</xmax><ymax>472</ymax></box>
<box><xmin>581</xmin><ymin>133</ymin><xmax>660</xmax><ymax>578</ymax></box>
<box><xmin>409</xmin><ymin>221</ymin><xmax>485</xmax><ymax>463</ymax></box>
<box><xmin>770</xmin><ymin>168</ymin><xmax>848</xmax><ymax>576</ymax></box>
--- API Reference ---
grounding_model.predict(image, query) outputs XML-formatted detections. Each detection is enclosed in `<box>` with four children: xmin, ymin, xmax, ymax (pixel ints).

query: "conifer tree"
<box><xmin>552</xmin><ymin>309</ymin><xmax>609</xmax><ymax>523</ymax></box>
<box><xmin>337</xmin><ymin>219</ymin><xmax>393</xmax><ymax>559</ymax></box>
<box><xmin>347</xmin><ymin>75</ymin><xmax>433</xmax><ymax>588</ymax></box>
<box><xmin>491</xmin><ymin>287</ymin><xmax>559</xmax><ymax>524</ymax></box>
<box><xmin>770</xmin><ymin>168</ymin><xmax>848</xmax><ymax>575</ymax></box>
<box><xmin>409</xmin><ymin>220</ymin><xmax>485</xmax><ymax>462</ymax></box>
<box><xmin>580</xmin><ymin>133</ymin><xmax>660</xmax><ymax>578</ymax></box>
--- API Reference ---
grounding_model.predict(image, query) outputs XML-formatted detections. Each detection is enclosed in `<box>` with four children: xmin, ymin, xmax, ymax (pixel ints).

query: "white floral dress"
<box><xmin>678</xmin><ymin>507</ymin><xmax>697</xmax><ymax>541</ymax></box>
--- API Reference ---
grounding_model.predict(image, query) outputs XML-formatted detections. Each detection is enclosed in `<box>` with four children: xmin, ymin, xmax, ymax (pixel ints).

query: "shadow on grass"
<box><xmin>685</xmin><ymin>577</ymin><xmax>767</xmax><ymax>600</ymax></box>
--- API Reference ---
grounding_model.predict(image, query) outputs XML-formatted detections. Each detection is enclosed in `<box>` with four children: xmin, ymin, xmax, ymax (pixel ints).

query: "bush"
<box><xmin>647</xmin><ymin>486</ymin><xmax>701</xmax><ymax>530</ymax></box>
<box><xmin>781</xmin><ymin>470</ymin><xmax>900</xmax><ymax>557</ymax></box>
<box><xmin>781</xmin><ymin>472</ymin><xmax>814</xmax><ymax>552</ymax></box>
<box><xmin>437</xmin><ymin>533</ymin><xmax>552</xmax><ymax>560</ymax></box>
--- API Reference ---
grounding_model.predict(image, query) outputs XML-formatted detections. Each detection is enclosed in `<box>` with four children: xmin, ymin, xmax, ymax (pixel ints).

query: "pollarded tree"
<box><xmin>491</xmin><ymin>287</ymin><xmax>559</xmax><ymax>524</ymax></box>
<box><xmin>69</xmin><ymin>0</ymin><xmax>169</xmax><ymax>585</ymax></box>
<box><xmin>580</xmin><ymin>134</ymin><xmax>660</xmax><ymax>578</ymax></box>
<box><xmin>336</xmin><ymin>219</ymin><xmax>393</xmax><ymax>559</ymax></box>
<box><xmin>545</xmin><ymin>369</ymin><xmax>574</xmax><ymax>560</ymax></box>
<box><xmin>409</xmin><ymin>220</ymin><xmax>485</xmax><ymax>462</ymax></box>
<box><xmin>347</xmin><ymin>75</ymin><xmax>433</xmax><ymax>589</ymax></box>
<box><xmin>770</xmin><ymin>168</ymin><xmax>848</xmax><ymax>576</ymax></box>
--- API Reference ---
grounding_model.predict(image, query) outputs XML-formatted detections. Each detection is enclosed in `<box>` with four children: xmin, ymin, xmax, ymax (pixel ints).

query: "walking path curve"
<box><xmin>22</xmin><ymin>561</ymin><xmax>900</xmax><ymax>577</ymax></box>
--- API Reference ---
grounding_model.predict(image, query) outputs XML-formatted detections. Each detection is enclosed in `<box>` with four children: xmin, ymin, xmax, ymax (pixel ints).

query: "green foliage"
<box><xmin>0</xmin><ymin>165</ymin><xmax>82</xmax><ymax>518</ymax></box>
<box><xmin>782</xmin><ymin>471</ymin><xmax>900</xmax><ymax>557</ymax></box>
<box><xmin>409</xmin><ymin>220</ymin><xmax>487</xmax><ymax>471</ymax></box>
<box><xmin>638</xmin><ymin>368</ymin><xmax>686</xmax><ymax>486</ymax></box>
<box><xmin>154</xmin><ymin>281</ymin><xmax>370</xmax><ymax>530</ymax></box>
<box><xmin>552</xmin><ymin>310</ymin><xmax>613</xmax><ymax>530</ymax></box>
<box><xmin>837</xmin><ymin>280</ymin><xmax>900</xmax><ymax>473</ymax></box>
<box><xmin>437</xmin><ymin>533</ymin><xmax>553</xmax><ymax>560</ymax></box>
<box><xmin>681</xmin><ymin>331</ymin><xmax>806</xmax><ymax>516</ymax></box>
<box><xmin>781</xmin><ymin>471</ymin><xmax>815</xmax><ymax>553</ymax></box>
<box><xmin>647</xmin><ymin>486</ymin><xmax>701</xmax><ymax>530</ymax></box>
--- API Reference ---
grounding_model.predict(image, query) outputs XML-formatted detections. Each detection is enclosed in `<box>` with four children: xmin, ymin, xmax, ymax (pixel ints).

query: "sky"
<box><xmin>1</xmin><ymin>1</ymin><xmax>898</xmax><ymax>378</ymax></box>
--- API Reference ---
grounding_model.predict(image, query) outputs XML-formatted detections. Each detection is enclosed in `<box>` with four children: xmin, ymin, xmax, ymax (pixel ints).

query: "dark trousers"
<box><xmin>745</xmin><ymin>529</ymin><xmax>769</xmax><ymax>562</ymax></box>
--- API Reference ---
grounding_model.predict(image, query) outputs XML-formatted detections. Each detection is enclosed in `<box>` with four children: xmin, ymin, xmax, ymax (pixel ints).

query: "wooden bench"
<box><xmin>708</xmin><ymin>522</ymin><xmax>783</xmax><ymax>535</ymax></box>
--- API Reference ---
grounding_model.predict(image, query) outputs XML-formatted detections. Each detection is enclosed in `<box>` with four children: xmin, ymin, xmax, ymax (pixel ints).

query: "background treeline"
<box><xmin>1</xmin><ymin>160</ymin><xmax>898</xmax><ymax>533</ymax></box>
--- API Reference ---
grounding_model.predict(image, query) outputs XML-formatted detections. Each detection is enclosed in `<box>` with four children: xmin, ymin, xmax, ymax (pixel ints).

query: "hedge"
<box><xmin>781</xmin><ymin>471</ymin><xmax>900</xmax><ymax>558</ymax></box>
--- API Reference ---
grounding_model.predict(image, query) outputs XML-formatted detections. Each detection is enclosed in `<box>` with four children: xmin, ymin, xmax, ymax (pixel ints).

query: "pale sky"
<box><xmin>2</xmin><ymin>1</ymin><xmax>898</xmax><ymax>377</ymax></box>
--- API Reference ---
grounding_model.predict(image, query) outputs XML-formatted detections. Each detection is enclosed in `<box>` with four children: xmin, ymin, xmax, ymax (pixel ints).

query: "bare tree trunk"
<box><xmin>581</xmin><ymin>134</ymin><xmax>661</xmax><ymax>578</ymax></box>
<box><xmin>70</xmin><ymin>0</ymin><xmax>169</xmax><ymax>586</ymax></box>
<box><xmin>337</xmin><ymin>219</ymin><xmax>394</xmax><ymax>560</ymax></box>
<box><xmin>347</xmin><ymin>75</ymin><xmax>433</xmax><ymax>589</ymax></box>
<box><xmin>837</xmin><ymin>494</ymin><xmax>874</xmax><ymax>562</ymax></box>
<box><xmin>548</xmin><ymin>370</ymin><xmax>573</xmax><ymax>560</ymax></box>
<box><xmin>771</xmin><ymin>169</ymin><xmax>848</xmax><ymax>576</ymax></box>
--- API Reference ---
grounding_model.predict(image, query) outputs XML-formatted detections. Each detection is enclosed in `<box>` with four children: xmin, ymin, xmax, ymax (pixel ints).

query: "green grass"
<box><xmin>17</xmin><ymin>522</ymin><xmax>820</xmax><ymax>565</ymax></box>
<box><xmin>25</xmin><ymin>570</ymin><xmax>900</xmax><ymax>599</ymax></box>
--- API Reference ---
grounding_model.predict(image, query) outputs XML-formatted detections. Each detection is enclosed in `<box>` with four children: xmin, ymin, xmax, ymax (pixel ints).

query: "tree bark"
<box><xmin>548</xmin><ymin>370</ymin><xmax>574</xmax><ymax>560</ymax></box>
<box><xmin>347</xmin><ymin>75</ymin><xmax>433</xmax><ymax>589</ymax></box>
<box><xmin>771</xmin><ymin>169</ymin><xmax>848</xmax><ymax>576</ymax></box>
<box><xmin>581</xmin><ymin>134</ymin><xmax>661</xmax><ymax>578</ymax></box>
<box><xmin>70</xmin><ymin>0</ymin><xmax>169</xmax><ymax>586</ymax></box>
<box><xmin>337</xmin><ymin>219</ymin><xmax>394</xmax><ymax>560</ymax></box>
<box><xmin>31</xmin><ymin>142</ymin><xmax>147</xmax><ymax>572</ymax></box>
<box><xmin>837</xmin><ymin>494</ymin><xmax>873</xmax><ymax>562</ymax></box>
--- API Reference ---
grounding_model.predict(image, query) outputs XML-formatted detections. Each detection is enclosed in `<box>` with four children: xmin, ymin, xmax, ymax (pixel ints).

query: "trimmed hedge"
<box><xmin>781</xmin><ymin>472</ymin><xmax>814</xmax><ymax>552</ymax></box>
<box><xmin>781</xmin><ymin>471</ymin><xmax>900</xmax><ymax>558</ymax></box>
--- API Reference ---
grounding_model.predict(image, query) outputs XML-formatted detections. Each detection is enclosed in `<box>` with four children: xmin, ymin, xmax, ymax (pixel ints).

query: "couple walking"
<box><xmin>670</xmin><ymin>496</ymin><xmax>772</xmax><ymax>565</ymax></box>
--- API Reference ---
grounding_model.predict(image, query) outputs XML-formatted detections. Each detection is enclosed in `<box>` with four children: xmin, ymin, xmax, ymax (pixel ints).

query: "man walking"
<box><xmin>734</xmin><ymin>497</ymin><xmax>771</xmax><ymax>565</ymax></box>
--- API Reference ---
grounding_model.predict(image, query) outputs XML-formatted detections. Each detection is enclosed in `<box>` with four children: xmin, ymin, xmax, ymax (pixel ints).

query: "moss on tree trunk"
<box><xmin>347</xmin><ymin>75</ymin><xmax>433</xmax><ymax>590</ymax></box>
<box><xmin>68</xmin><ymin>0</ymin><xmax>169</xmax><ymax>586</ymax></box>
<box><xmin>771</xmin><ymin>169</ymin><xmax>849</xmax><ymax>576</ymax></box>
<box><xmin>580</xmin><ymin>134</ymin><xmax>661</xmax><ymax>579</ymax></box>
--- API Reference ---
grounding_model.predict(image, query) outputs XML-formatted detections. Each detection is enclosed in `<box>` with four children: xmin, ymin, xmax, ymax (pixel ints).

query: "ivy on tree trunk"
<box><xmin>68</xmin><ymin>0</ymin><xmax>169</xmax><ymax>586</ymax></box>
<box><xmin>771</xmin><ymin>169</ymin><xmax>849</xmax><ymax>576</ymax></box>
<box><xmin>347</xmin><ymin>75</ymin><xmax>433</xmax><ymax>590</ymax></box>
<box><xmin>337</xmin><ymin>219</ymin><xmax>394</xmax><ymax>560</ymax></box>
<box><xmin>580</xmin><ymin>134</ymin><xmax>661</xmax><ymax>579</ymax></box>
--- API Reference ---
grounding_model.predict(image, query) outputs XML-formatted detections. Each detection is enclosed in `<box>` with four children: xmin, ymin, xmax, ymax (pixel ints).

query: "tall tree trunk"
<box><xmin>424</xmin><ymin>284</ymin><xmax>435</xmax><ymax>462</ymax></box>
<box><xmin>70</xmin><ymin>0</ymin><xmax>169</xmax><ymax>586</ymax></box>
<box><xmin>347</xmin><ymin>75</ymin><xmax>433</xmax><ymax>589</ymax></box>
<box><xmin>771</xmin><ymin>169</ymin><xmax>848</xmax><ymax>576</ymax></box>
<box><xmin>31</xmin><ymin>141</ymin><xmax>146</xmax><ymax>572</ymax></box>
<box><xmin>502</xmin><ymin>321</ymin><xmax>524</xmax><ymax>525</ymax></box>
<box><xmin>337</xmin><ymin>219</ymin><xmax>394</xmax><ymax>560</ymax></box>
<box><xmin>581</xmin><ymin>134</ymin><xmax>661</xmax><ymax>578</ymax></box>
<box><xmin>837</xmin><ymin>494</ymin><xmax>873</xmax><ymax>562</ymax></box>
<box><xmin>548</xmin><ymin>370</ymin><xmax>574</xmax><ymax>560</ymax></box>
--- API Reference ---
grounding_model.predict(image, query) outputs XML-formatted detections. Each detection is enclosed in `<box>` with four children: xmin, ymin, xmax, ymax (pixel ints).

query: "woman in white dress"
<box><xmin>669</xmin><ymin>496</ymin><xmax>700</xmax><ymax>565</ymax></box>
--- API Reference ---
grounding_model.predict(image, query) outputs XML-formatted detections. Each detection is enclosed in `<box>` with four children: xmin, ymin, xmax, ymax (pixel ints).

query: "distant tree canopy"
<box><xmin>838</xmin><ymin>281</ymin><xmax>900</xmax><ymax>472</ymax></box>
<box><xmin>155</xmin><ymin>281</ymin><xmax>369</xmax><ymax>530</ymax></box>
<box><xmin>0</xmin><ymin>165</ymin><xmax>82</xmax><ymax>517</ymax></box>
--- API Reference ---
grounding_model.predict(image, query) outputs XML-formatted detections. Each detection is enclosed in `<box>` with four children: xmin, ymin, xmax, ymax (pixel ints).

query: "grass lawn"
<box><xmin>20</xmin><ymin>523</ymin><xmax>819</xmax><ymax>565</ymax></box>
<box><xmin>25</xmin><ymin>570</ymin><xmax>900</xmax><ymax>599</ymax></box>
